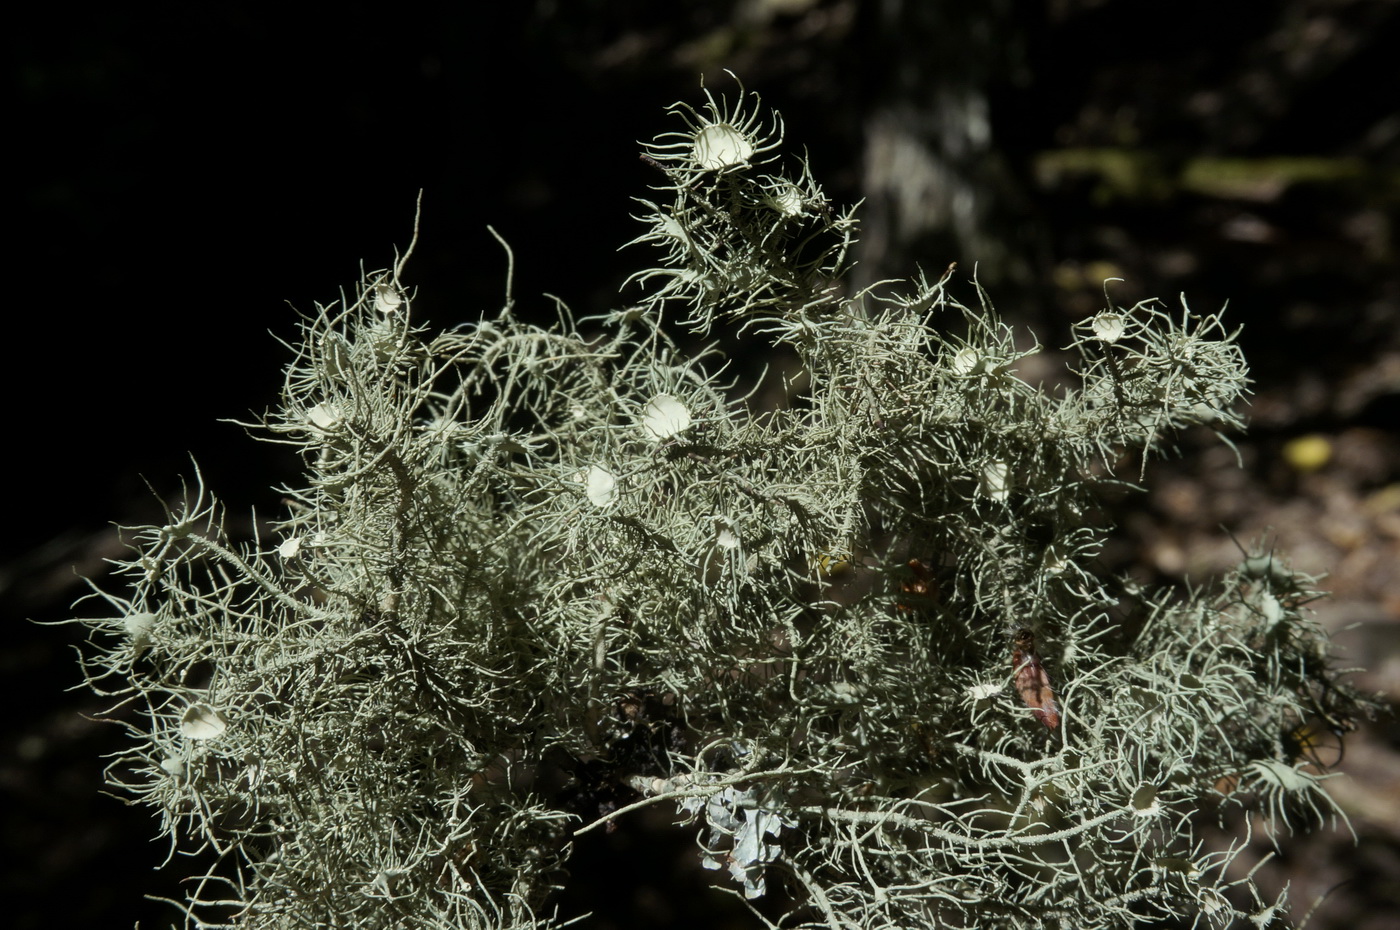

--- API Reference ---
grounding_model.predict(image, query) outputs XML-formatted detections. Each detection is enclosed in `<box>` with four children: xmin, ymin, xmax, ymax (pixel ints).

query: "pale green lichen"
<box><xmin>65</xmin><ymin>78</ymin><xmax>1371</xmax><ymax>930</ymax></box>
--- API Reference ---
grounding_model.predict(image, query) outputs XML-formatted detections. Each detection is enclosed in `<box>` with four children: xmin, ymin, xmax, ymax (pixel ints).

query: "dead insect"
<box><xmin>1012</xmin><ymin>629</ymin><xmax>1060</xmax><ymax>729</ymax></box>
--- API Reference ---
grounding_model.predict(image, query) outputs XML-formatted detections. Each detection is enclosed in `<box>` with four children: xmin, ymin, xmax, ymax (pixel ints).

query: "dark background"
<box><xmin>7</xmin><ymin>2</ymin><xmax>1398</xmax><ymax>927</ymax></box>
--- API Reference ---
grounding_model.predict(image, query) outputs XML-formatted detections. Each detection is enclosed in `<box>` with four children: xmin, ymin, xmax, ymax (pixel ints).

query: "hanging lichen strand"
<box><xmin>68</xmin><ymin>76</ymin><xmax>1370</xmax><ymax>930</ymax></box>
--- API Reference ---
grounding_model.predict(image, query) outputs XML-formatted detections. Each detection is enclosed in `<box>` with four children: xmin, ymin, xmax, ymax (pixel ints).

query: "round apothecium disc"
<box><xmin>641</xmin><ymin>394</ymin><xmax>692</xmax><ymax>440</ymax></box>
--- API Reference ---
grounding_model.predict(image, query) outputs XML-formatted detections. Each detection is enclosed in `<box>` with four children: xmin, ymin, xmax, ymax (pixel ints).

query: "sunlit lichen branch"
<box><xmin>62</xmin><ymin>77</ymin><xmax>1372</xmax><ymax>930</ymax></box>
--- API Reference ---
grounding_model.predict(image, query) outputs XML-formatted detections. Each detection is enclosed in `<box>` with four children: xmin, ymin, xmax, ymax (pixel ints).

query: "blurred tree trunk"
<box><xmin>853</xmin><ymin>0</ymin><xmax>1044</xmax><ymax>294</ymax></box>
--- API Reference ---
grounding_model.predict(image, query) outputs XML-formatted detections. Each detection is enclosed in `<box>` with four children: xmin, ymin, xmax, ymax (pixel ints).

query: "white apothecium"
<box><xmin>180</xmin><ymin>704</ymin><xmax>228</xmax><ymax>741</ymax></box>
<box><xmin>580</xmin><ymin>465</ymin><xmax>618</xmax><ymax>508</ymax></box>
<box><xmin>641</xmin><ymin>394</ymin><xmax>692</xmax><ymax>441</ymax></box>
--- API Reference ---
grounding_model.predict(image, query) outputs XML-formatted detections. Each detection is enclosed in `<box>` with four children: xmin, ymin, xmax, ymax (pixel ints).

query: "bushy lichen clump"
<box><xmin>70</xmin><ymin>78</ymin><xmax>1368</xmax><ymax>929</ymax></box>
